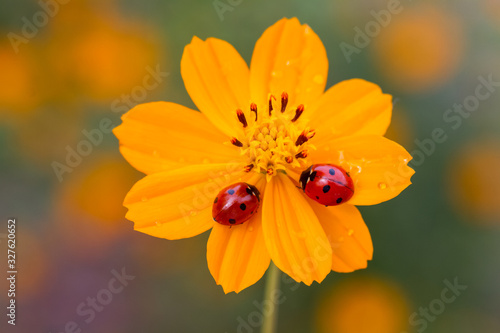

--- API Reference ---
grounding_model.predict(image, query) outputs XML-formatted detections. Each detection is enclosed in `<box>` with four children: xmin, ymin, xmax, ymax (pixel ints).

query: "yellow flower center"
<box><xmin>230</xmin><ymin>93</ymin><xmax>315</xmax><ymax>180</ymax></box>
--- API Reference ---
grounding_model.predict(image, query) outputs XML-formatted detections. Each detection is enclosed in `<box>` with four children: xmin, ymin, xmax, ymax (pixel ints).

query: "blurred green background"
<box><xmin>1</xmin><ymin>0</ymin><xmax>500</xmax><ymax>332</ymax></box>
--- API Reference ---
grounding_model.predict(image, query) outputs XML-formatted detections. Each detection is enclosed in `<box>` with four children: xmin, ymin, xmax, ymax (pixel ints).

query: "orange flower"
<box><xmin>114</xmin><ymin>18</ymin><xmax>414</xmax><ymax>293</ymax></box>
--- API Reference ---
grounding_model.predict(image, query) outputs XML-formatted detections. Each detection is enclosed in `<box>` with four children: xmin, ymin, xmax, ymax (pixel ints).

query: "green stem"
<box><xmin>261</xmin><ymin>262</ymin><xmax>281</xmax><ymax>333</ymax></box>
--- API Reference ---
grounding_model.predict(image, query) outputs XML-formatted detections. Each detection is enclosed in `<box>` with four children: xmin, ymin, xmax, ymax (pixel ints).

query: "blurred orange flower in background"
<box><xmin>0</xmin><ymin>44</ymin><xmax>40</xmax><ymax>115</ymax></box>
<box><xmin>114</xmin><ymin>17</ymin><xmax>414</xmax><ymax>293</ymax></box>
<box><xmin>372</xmin><ymin>3</ymin><xmax>465</xmax><ymax>93</ymax></box>
<box><xmin>52</xmin><ymin>156</ymin><xmax>139</xmax><ymax>258</ymax></box>
<box><xmin>448</xmin><ymin>139</ymin><xmax>500</xmax><ymax>225</ymax></box>
<box><xmin>315</xmin><ymin>276</ymin><xmax>411</xmax><ymax>333</ymax></box>
<box><xmin>44</xmin><ymin>0</ymin><xmax>163</xmax><ymax>103</ymax></box>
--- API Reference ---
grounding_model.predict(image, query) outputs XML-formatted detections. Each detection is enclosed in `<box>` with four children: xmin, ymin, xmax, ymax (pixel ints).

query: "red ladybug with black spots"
<box><xmin>299</xmin><ymin>164</ymin><xmax>354</xmax><ymax>206</ymax></box>
<box><xmin>212</xmin><ymin>182</ymin><xmax>261</xmax><ymax>226</ymax></box>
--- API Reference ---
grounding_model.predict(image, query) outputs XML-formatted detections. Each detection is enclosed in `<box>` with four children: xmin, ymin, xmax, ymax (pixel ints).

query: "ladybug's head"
<box><xmin>299</xmin><ymin>166</ymin><xmax>312</xmax><ymax>191</ymax></box>
<box><xmin>246</xmin><ymin>184</ymin><xmax>261</xmax><ymax>202</ymax></box>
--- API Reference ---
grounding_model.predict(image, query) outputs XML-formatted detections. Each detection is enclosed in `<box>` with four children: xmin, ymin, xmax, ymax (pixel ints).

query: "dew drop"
<box><xmin>313</xmin><ymin>74</ymin><xmax>324</xmax><ymax>85</ymax></box>
<box><xmin>141</xmin><ymin>196</ymin><xmax>148</xmax><ymax>202</ymax></box>
<box><xmin>154</xmin><ymin>221</ymin><xmax>160</xmax><ymax>227</ymax></box>
<box><xmin>189</xmin><ymin>210</ymin><xmax>198</xmax><ymax>217</ymax></box>
<box><xmin>248</xmin><ymin>226</ymin><xmax>254</xmax><ymax>232</ymax></box>
<box><xmin>378</xmin><ymin>182</ymin><xmax>387</xmax><ymax>190</ymax></box>
<box><xmin>152</xmin><ymin>150</ymin><xmax>159</xmax><ymax>157</ymax></box>
<box><xmin>347</xmin><ymin>229</ymin><xmax>354</xmax><ymax>236</ymax></box>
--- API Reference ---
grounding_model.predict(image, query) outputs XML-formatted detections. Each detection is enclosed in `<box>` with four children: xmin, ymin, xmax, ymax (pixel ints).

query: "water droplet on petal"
<box><xmin>272</xmin><ymin>71</ymin><xmax>282</xmax><ymax>78</ymax></box>
<box><xmin>152</xmin><ymin>150</ymin><xmax>159</xmax><ymax>157</ymax></box>
<box><xmin>378</xmin><ymin>182</ymin><xmax>387</xmax><ymax>190</ymax></box>
<box><xmin>248</xmin><ymin>226</ymin><xmax>254</xmax><ymax>232</ymax></box>
<box><xmin>141</xmin><ymin>196</ymin><xmax>148</xmax><ymax>202</ymax></box>
<box><xmin>189</xmin><ymin>210</ymin><xmax>198</xmax><ymax>217</ymax></box>
<box><xmin>313</xmin><ymin>74</ymin><xmax>324</xmax><ymax>85</ymax></box>
<box><xmin>347</xmin><ymin>229</ymin><xmax>354</xmax><ymax>236</ymax></box>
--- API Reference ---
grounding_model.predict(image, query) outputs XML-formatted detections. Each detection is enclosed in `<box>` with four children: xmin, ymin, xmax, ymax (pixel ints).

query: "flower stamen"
<box><xmin>295</xmin><ymin>129</ymin><xmax>316</xmax><ymax>146</ymax></box>
<box><xmin>291</xmin><ymin>104</ymin><xmax>304</xmax><ymax>122</ymax></box>
<box><xmin>281</xmin><ymin>92</ymin><xmax>288</xmax><ymax>112</ymax></box>
<box><xmin>229</xmin><ymin>92</ymin><xmax>315</xmax><ymax>179</ymax></box>
<box><xmin>268</xmin><ymin>94</ymin><xmax>276</xmax><ymax>116</ymax></box>
<box><xmin>295</xmin><ymin>150</ymin><xmax>308</xmax><ymax>159</ymax></box>
<box><xmin>244</xmin><ymin>164</ymin><xmax>254</xmax><ymax>172</ymax></box>
<box><xmin>236</xmin><ymin>109</ymin><xmax>247</xmax><ymax>128</ymax></box>
<box><xmin>231</xmin><ymin>137</ymin><xmax>244</xmax><ymax>147</ymax></box>
<box><xmin>250</xmin><ymin>103</ymin><xmax>258</xmax><ymax>121</ymax></box>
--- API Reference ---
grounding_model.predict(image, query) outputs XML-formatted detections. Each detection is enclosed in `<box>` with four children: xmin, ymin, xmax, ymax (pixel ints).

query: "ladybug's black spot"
<box><xmin>229</xmin><ymin>219</ymin><xmax>236</xmax><ymax>224</ymax></box>
<box><xmin>323</xmin><ymin>185</ymin><xmax>331</xmax><ymax>193</ymax></box>
<box><xmin>214</xmin><ymin>197</ymin><xmax>218</xmax><ymax>204</ymax></box>
<box><xmin>213</xmin><ymin>217</ymin><xmax>217</xmax><ymax>222</ymax></box>
<box><xmin>240</xmin><ymin>203</ymin><xmax>246</xmax><ymax>211</ymax></box>
<box><xmin>228</xmin><ymin>189</ymin><xmax>235</xmax><ymax>195</ymax></box>
<box><xmin>316</xmin><ymin>196</ymin><xmax>320</xmax><ymax>200</ymax></box>
<box><xmin>346</xmin><ymin>172</ymin><xmax>351</xmax><ymax>178</ymax></box>
<box><xmin>336</xmin><ymin>197</ymin><xmax>343</xmax><ymax>204</ymax></box>
<box><xmin>310</xmin><ymin>171</ymin><xmax>317</xmax><ymax>181</ymax></box>
<box><xmin>246</xmin><ymin>187</ymin><xmax>252</xmax><ymax>195</ymax></box>
<box><xmin>329</xmin><ymin>169</ymin><xmax>335</xmax><ymax>176</ymax></box>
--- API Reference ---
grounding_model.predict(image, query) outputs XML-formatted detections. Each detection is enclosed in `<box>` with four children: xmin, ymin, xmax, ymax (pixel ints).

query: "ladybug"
<box><xmin>212</xmin><ymin>182</ymin><xmax>261</xmax><ymax>226</ymax></box>
<box><xmin>299</xmin><ymin>164</ymin><xmax>354</xmax><ymax>206</ymax></box>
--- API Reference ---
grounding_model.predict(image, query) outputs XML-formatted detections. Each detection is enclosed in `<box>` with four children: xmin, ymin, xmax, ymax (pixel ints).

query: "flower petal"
<box><xmin>181</xmin><ymin>37</ymin><xmax>250</xmax><ymax>137</ymax></box>
<box><xmin>113</xmin><ymin>102</ymin><xmax>240</xmax><ymax>175</ymax></box>
<box><xmin>309</xmin><ymin>135</ymin><xmax>414</xmax><ymax>206</ymax></box>
<box><xmin>250</xmin><ymin>17</ymin><xmax>328</xmax><ymax>108</ymax></box>
<box><xmin>308</xmin><ymin>79</ymin><xmax>393</xmax><ymax>141</ymax></box>
<box><xmin>207</xmin><ymin>177</ymin><xmax>270</xmax><ymax>293</ymax></box>
<box><xmin>309</xmin><ymin>202</ymin><xmax>373</xmax><ymax>272</ymax></box>
<box><xmin>262</xmin><ymin>173</ymin><xmax>332</xmax><ymax>285</ymax></box>
<box><xmin>124</xmin><ymin>163</ymin><xmax>245</xmax><ymax>240</ymax></box>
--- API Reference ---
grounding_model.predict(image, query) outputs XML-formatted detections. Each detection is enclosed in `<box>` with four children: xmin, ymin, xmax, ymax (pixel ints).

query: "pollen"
<box><xmin>230</xmin><ymin>92</ymin><xmax>316</xmax><ymax>180</ymax></box>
